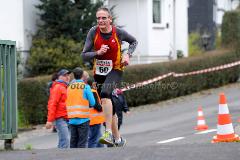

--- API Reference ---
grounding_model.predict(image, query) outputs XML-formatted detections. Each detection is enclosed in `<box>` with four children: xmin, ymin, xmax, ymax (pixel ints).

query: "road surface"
<box><xmin>1</xmin><ymin>82</ymin><xmax>240</xmax><ymax>159</ymax></box>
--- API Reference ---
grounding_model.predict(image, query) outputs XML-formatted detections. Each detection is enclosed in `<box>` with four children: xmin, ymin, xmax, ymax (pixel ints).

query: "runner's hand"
<box><xmin>45</xmin><ymin>122</ymin><xmax>53</xmax><ymax>129</ymax></box>
<box><xmin>97</xmin><ymin>45</ymin><xmax>109</xmax><ymax>55</ymax></box>
<box><xmin>125</xmin><ymin>111</ymin><xmax>131</xmax><ymax>115</ymax></box>
<box><xmin>121</xmin><ymin>54</ymin><xmax>129</xmax><ymax>66</ymax></box>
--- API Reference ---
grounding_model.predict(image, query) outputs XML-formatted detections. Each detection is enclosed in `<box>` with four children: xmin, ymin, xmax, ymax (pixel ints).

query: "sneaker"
<box><xmin>106</xmin><ymin>143</ymin><xmax>115</xmax><ymax>148</ymax></box>
<box><xmin>114</xmin><ymin>137</ymin><xmax>126</xmax><ymax>147</ymax></box>
<box><xmin>99</xmin><ymin>131</ymin><xmax>114</xmax><ymax>145</ymax></box>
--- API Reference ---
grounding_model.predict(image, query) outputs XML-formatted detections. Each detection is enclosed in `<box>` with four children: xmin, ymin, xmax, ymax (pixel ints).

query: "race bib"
<box><xmin>95</xmin><ymin>59</ymin><xmax>113</xmax><ymax>75</ymax></box>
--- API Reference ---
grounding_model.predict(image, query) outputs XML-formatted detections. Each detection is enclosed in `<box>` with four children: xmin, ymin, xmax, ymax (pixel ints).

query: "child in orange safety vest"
<box><xmin>66</xmin><ymin>67</ymin><xmax>95</xmax><ymax>148</ymax></box>
<box><xmin>87</xmin><ymin>78</ymin><xmax>105</xmax><ymax>148</ymax></box>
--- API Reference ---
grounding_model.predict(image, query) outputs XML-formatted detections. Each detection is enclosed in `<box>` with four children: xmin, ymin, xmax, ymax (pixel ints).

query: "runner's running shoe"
<box><xmin>99</xmin><ymin>131</ymin><xmax>114</xmax><ymax>145</ymax></box>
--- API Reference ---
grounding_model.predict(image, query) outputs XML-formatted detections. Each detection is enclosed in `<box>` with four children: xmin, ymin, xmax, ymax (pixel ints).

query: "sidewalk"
<box><xmin>0</xmin><ymin>125</ymin><xmax>57</xmax><ymax>150</ymax></box>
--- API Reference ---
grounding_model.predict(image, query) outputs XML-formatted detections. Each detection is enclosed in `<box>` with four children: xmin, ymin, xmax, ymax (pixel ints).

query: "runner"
<box><xmin>81</xmin><ymin>7</ymin><xmax>137</xmax><ymax>146</ymax></box>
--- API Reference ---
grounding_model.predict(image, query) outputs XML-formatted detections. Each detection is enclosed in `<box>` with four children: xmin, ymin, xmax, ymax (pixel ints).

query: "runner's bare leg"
<box><xmin>102</xmin><ymin>98</ymin><xmax>121</xmax><ymax>140</ymax></box>
<box><xmin>112</xmin><ymin>114</ymin><xmax>120</xmax><ymax>140</ymax></box>
<box><xmin>101</xmin><ymin>98</ymin><xmax>113</xmax><ymax>131</ymax></box>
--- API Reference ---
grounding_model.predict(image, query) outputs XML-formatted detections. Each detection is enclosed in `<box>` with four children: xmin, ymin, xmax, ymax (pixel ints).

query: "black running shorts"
<box><xmin>94</xmin><ymin>69</ymin><xmax>123</xmax><ymax>115</ymax></box>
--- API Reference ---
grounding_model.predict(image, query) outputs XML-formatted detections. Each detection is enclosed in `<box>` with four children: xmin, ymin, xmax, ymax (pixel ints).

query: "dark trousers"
<box><xmin>88</xmin><ymin>124</ymin><xmax>104</xmax><ymax>148</ymax></box>
<box><xmin>69</xmin><ymin>121</ymin><xmax>89</xmax><ymax>148</ymax></box>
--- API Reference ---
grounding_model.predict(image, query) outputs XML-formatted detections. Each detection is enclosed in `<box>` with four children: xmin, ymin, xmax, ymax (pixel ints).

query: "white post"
<box><xmin>172</xmin><ymin>0</ymin><xmax>177</xmax><ymax>60</ymax></box>
<box><xmin>136</xmin><ymin>0</ymin><xmax>140</xmax><ymax>64</ymax></box>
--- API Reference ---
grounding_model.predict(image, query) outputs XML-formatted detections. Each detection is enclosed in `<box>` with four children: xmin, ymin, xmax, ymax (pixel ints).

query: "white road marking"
<box><xmin>157</xmin><ymin>137</ymin><xmax>185</xmax><ymax>144</ymax></box>
<box><xmin>195</xmin><ymin>129</ymin><xmax>217</xmax><ymax>135</ymax></box>
<box><xmin>156</xmin><ymin>129</ymin><xmax>217</xmax><ymax>144</ymax></box>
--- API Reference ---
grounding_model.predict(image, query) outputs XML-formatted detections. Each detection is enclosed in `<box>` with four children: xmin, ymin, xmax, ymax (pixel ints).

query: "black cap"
<box><xmin>57</xmin><ymin>69</ymin><xmax>71</xmax><ymax>76</ymax></box>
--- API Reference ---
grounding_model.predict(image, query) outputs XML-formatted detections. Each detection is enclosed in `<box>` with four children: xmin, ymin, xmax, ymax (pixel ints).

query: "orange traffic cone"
<box><xmin>195</xmin><ymin>106</ymin><xmax>208</xmax><ymax>131</ymax></box>
<box><xmin>212</xmin><ymin>93</ymin><xmax>240</xmax><ymax>143</ymax></box>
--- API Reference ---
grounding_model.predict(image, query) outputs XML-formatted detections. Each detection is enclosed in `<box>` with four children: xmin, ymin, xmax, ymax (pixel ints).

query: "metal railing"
<box><xmin>0</xmin><ymin>40</ymin><xmax>17</xmax><ymax>149</ymax></box>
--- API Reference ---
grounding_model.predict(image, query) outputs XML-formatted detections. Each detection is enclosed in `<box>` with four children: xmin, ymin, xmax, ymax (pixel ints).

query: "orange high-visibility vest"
<box><xmin>89</xmin><ymin>89</ymin><xmax>105</xmax><ymax>126</ymax></box>
<box><xmin>66</xmin><ymin>82</ymin><xmax>90</xmax><ymax>119</ymax></box>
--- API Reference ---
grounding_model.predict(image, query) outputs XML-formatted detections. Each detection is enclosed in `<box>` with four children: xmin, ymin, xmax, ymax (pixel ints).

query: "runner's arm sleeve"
<box><xmin>118</xmin><ymin>28</ymin><xmax>138</xmax><ymax>57</ymax></box>
<box><xmin>93</xmin><ymin>92</ymin><xmax>103</xmax><ymax>112</ymax></box>
<box><xmin>81</xmin><ymin>27</ymin><xmax>97</xmax><ymax>61</ymax></box>
<box><xmin>85</xmin><ymin>85</ymin><xmax>96</xmax><ymax>107</ymax></box>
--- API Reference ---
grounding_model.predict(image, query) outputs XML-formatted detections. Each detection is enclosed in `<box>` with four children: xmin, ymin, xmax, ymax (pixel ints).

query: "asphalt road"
<box><xmin>1</xmin><ymin>82</ymin><xmax>240</xmax><ymax>159</ymax></box>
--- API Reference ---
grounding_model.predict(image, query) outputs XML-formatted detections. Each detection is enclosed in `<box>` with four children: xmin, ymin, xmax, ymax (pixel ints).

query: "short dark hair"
<box><xmin>72</xmin><ymin>67</ymin><xmax>83</xmax><ymax>79</ymax></box>
<box><xmin>97</xmin><ymin>7</ymin><xmax>112</xmax><ymax>16</ymax></box>
<box><xmin>51</xmin><ymin>72</ymin><xmax>59</xmax><ymax>81</ymax></box>
<box><xmin>87</xmin><ymin>77</ymin><xmax>94</xmax><ymax>86</ymax></box>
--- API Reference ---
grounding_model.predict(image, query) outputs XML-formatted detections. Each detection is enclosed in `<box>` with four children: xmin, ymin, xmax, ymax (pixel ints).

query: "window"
<box><xmin>153</xmin><ymin>0</ymin><xmax>162</xmax><ymax>24</ymax></box>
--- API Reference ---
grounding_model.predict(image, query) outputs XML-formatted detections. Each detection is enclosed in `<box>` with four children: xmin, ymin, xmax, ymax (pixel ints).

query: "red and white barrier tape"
<box><xmin>121</xmin><ymin>60</ymin><xmax>240</xmax><ymax>92</ymax></box>
<box><xmin>121</xmin><ymin>72</ymin><xmax>173</xmax><ymax>92</ymax></box>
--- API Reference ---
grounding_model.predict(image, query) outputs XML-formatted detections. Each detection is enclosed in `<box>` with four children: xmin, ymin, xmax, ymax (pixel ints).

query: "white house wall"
<box><xmin>175</xmin><ymin>0</ymin><xmax>188</xmax><ymax>57</ymax></box>
<box><xmin>231</xmin><ymin>0</ymin><xmax>240</xmax><ymax>9</ymax></box>
<box><xmin>137</xmin><ymin>0</ymin><xmax>149</xmax><ymax>55</ymax></box>
<box><xmin>148</xmin><ymin>0</ymin><xmax>188</xmax><ymax>57</ymax></box>
<box><xmin>0</xmin><ymin>0</ymin><xmax>39</xmax><ymax>51</ymax></box>
<box><xmin>108</xmin><ymin>0</ymin><xmax>148</xmax><ymax>55</ymax></box>
<box><xmin>23</xmin><ymin>0</ymin><xmax>40</xmax><ymax>51</ymax></box>
<box><xmin>0</xmin><ymin>0</ymin><xmax>24</xmax><ymax>50</ymax></box>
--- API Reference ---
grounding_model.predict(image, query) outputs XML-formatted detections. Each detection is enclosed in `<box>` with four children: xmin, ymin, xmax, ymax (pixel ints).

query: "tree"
<box><xmin>27</xmin><ymin>37</ymin><xmax>84</xmax><ymax>76</ymax></box>
<box><xmin>35</xmin><ymin>0</ymin><xmax>104</xmax><ymax>41</ymax></box>
<box><xmin>27</xmin><ymin>0</ymin><xmax>105</xmax><ymax>76</ymax></box>
<box><xmin>35</xmin><ymin>0</ymin><xmax>72</xmax><ymax>39</ymax></box>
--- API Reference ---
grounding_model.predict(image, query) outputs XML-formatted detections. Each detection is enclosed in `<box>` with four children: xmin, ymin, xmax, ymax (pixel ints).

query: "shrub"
<box><xmin>188</xmin><ymin>32</ymin><xmax>204</xmax><ymax>56</ymax></box>
<box><xmin>27</xmin><ymin>37</ymin><xmax>83</xmax><ymax>76</ymax></box>
<box><xmin>215</xmin><ymin>31</ymin><xmax>222</xmax><ymax>49</ymax></box>
<box><xmin>221</xmin><ymin>11</ymin><xmax>240</xmax><ymax>49</ymax></box>
<box><xmin>177</xmin><ymin>50</ymin><xmax>184</xmax><ymax>59</ymax></box>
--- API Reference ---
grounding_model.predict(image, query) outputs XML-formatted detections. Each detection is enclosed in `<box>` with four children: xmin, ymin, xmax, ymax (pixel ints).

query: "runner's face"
<box><xmin>96</xmin><ymin>10</ymin><xmax>112</xmax><ymax>31</ymax></box>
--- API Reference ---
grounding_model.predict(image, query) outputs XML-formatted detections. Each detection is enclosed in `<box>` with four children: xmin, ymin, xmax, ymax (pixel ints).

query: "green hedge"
<box><xmin>18</xmin><ymin>75</ymin><xmax>50</xmax><ymax>125</ymax></box>
<box><xmin>122</xmin><ymin>50</ymin><xmax>240</xmax><ymax>106</ymax></box>
<box><xmin>18</xmin><ymin>50</ymin><xmax>240</xmax><ymax>124</ymax></box>
<box><xmin>222</xmin><ymin>11</ymin><xmax>240</xmax><ymax>48</ymax></box>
